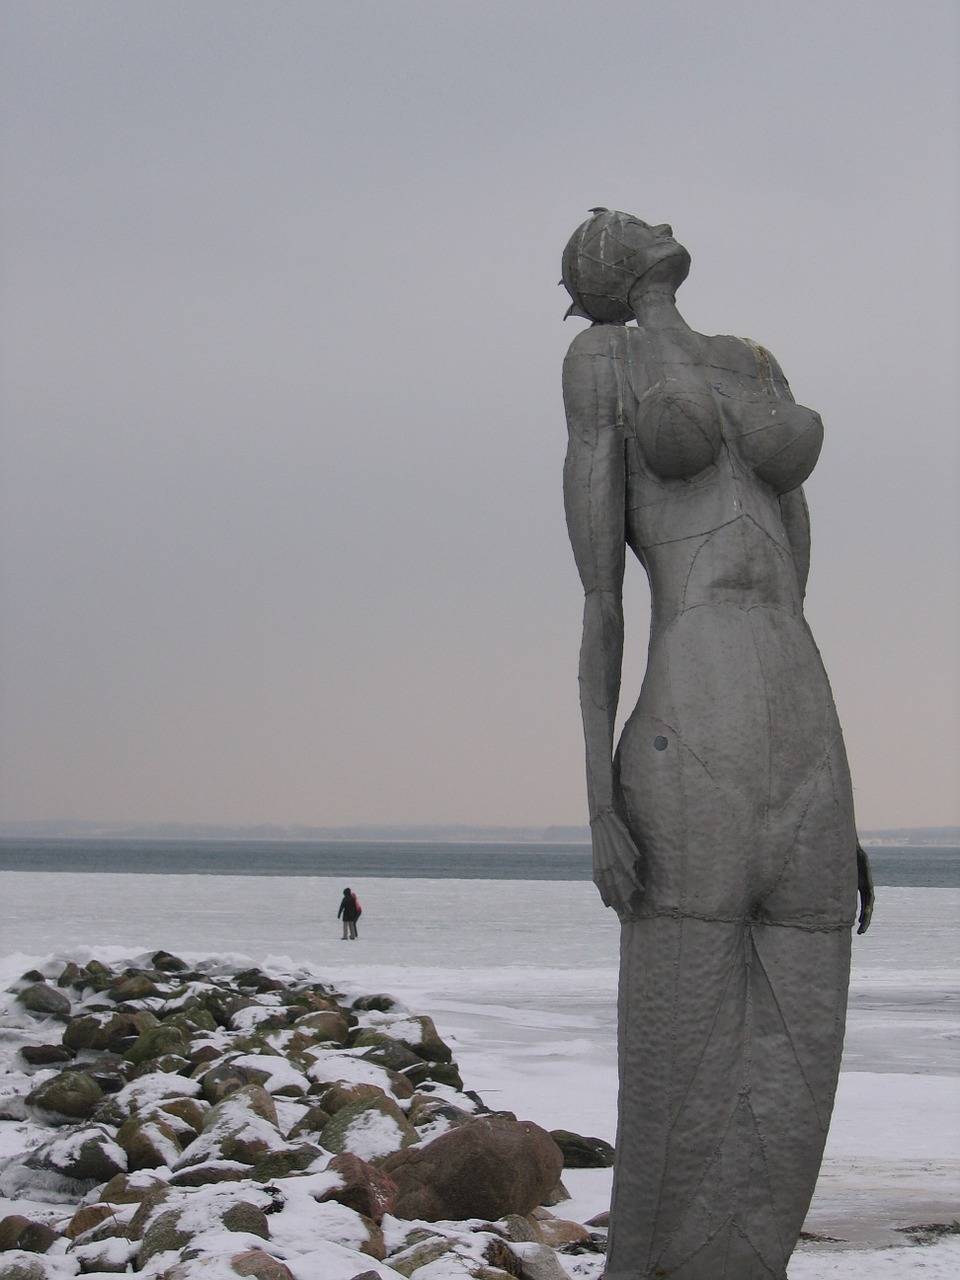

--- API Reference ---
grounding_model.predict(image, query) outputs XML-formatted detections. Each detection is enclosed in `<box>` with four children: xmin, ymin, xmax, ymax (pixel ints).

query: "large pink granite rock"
<box><xmin>383</xmin><ymin>1116</ymin><xmax>562</xmax><ymax>1222</ymax></box>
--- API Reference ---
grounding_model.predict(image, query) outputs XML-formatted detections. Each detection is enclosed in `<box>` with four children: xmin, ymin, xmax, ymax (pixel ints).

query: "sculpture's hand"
<box><xmin>591</xmin><ymin>809</ymin><xmax>646</xmax><ymax>922</ymax></box>
<box><xmin>856</xmin><ymin>843</ymin><xmax>875</xmax><ymax>935</ymax></box>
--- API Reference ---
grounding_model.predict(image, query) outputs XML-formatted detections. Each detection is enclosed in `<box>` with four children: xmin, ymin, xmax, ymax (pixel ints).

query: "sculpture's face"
<box><xmin>562</xmin><ymin>210</ymin><xmax>691</xmax><ymax>323</ymax></box>
<box><xmin>626</xmin><ymin>218</ymin><xmax>690</xmax><ymax>283</ymax></box>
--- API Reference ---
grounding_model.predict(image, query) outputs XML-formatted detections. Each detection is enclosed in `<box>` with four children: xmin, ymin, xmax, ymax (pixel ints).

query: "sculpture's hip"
<box><xmin>615</xmin><ymin>603</ymin><xmax>857</xmax><ymax>927</ymax></box>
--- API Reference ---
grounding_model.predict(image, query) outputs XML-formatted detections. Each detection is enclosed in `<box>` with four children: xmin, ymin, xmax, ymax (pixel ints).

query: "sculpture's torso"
<box><xmin>622</xmin><ymin>328</ymin><xmax>822</xmax><ymax>611</ymax></box>
<box><xmin>595</xmin><ymin>324</ymin><xmax>857</xmax><ymax>929</ymax></box>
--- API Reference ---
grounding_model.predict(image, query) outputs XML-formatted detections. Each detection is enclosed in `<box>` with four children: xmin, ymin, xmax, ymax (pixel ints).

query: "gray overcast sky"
<box><xmin>1</xmin><ymin>0</ymin><xmax>957</xmax><ymax>830</ymax></box>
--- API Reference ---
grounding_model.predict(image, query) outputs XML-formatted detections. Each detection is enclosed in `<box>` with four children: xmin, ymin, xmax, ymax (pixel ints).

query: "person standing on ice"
<box><xmin>337</xmin><ymin>887</ymin><xmax>360</xmax><ymax>940</ymax></box>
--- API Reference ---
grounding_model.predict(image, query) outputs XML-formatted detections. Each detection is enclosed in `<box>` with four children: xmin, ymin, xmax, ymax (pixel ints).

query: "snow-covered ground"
<box><xmin>2</xmin><ymin>871</ymin><xmax>958</xmax><ymax>1276</ymax></box>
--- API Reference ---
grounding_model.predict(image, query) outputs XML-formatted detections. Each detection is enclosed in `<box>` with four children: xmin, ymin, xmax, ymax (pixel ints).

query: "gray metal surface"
<box><xmin>562</xmin><ymin>209</ymin><xmax>860</xmax><ymax>1279</ymax></box>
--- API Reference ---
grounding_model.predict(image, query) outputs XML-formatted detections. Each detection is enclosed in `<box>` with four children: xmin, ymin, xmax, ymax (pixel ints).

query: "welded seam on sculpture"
<box><xmin>824</xmin><ymin>753</ymin><xmax>852</xmax><ymax>915</ymax></box>
<box><xmin>649</xmin><ymin>512</ymin><xmax>790</xmax><ymax>580</ymax></box>
<box><xmin>632</xmin><ymin>907</ymin><xmax>850</xmax><ymax>931</ymax></box>
<box><xmin>744</xmin><ymin>1083</ymin><xmax>788</xmax><ymax>1262</ymax></box>
<box><xmin>657</xmin><ymin>915</ymin><xmax>691</xmax><ymax>1253</ymax></box>
<box><xmin>662</xmin><ymin>926</ymin><xmax>742</xmax><ymax>1133</ymax></box>
<box><xmin>758</xmin><ymin>746</ymin><xmax>848</xmax><ymax>912</ymax></box>
<box><xmin>653</xmin><ymin>1035</ymin><xmax>753</xmax><ymax>1272</ymax></box>
<box><xmin>751</xmin><ymin>940</ymin><xmax>828</xmax><ymax>1128</ymax></box>
<box><xmin>716</xmin><ymin>1093</ymin><xmax>786</xmax><ymax>1277</ymax></box>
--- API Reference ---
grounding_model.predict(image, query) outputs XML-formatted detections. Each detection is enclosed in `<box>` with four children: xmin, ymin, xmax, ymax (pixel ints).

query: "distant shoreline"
<box><xmin>1</xmin><ymin>821</ymin><xmax>959</xmax><ymax>846</ymax></box>
<box><xmin>0</xmin><ymin>824</ymin><xmax>592</xmax><ymax>844</ymax></box>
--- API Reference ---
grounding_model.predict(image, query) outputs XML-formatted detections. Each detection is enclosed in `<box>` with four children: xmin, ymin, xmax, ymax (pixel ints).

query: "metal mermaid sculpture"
<box><xmin>561</xmin><ymin>209</ymin><xmax>873</xmax><ymax>1280</ymax></box>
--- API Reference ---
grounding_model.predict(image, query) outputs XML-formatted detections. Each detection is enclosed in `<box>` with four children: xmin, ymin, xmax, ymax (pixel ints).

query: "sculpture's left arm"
<box><xmin>779</xmin><ymin>488</ymin><xmax>811</xmax><ymax>601</ymax></box>
<box><xmin>758</xmin><ymin>345</ymin><xmax>813</xmax><ymax>600</ymax></box>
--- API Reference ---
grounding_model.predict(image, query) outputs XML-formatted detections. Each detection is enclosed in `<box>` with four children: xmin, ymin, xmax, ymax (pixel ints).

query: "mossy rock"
<box><xmin>289</xmin><ymin>1010</ymin><xmax>349</xmax><ymax>1045</ymax></box>
<box><xmin>319</xmin><ymin>1094</ymin><xmax>418</xmax><ymax>1163</ymax></box>
<box><xmin>155</xmin><ymin>1096</ymin><xmax>207</xmax><ymax>1136</ymax></box>
<box><xmin>57</xmin><ymin>962</ymin><xmax>86</xmax><ymax>989</ymax></box>
<box><xmin>204</xmin><ymin>992</ymin><xmax>255</xmax><ymax>1027</ymax></box>
<box><xmin>68</xmin><ymin>1236</ymin><xmax>135</xmax><ymax>1273</ymax></box>
<box><xmin>352</xmin><ymin>993</ymin><xmax>399</xmax><ymax>1013</ymax></box>
<box><xmin>394</xmin><ymin>1015</ymin><xmax>452</xmax><ymax>1064</ymax></box>
<box><xmin>225</xmin><ymin>1253</ymin><xmax>296</xmax><ymax>1280</ymax></box>
<box><xmin>285</xmin><ymin>1102</ymin><xmax>333</xmax><ymax>1140</ymax></box>
<box><xmin>26</xmin><ymin>1070</ymin><xmax>103</xmax><ymax>1121</ymax></box>
<box><xmin>175</xmin><ymin>1084</ymin><xmax>282</xmax><ymax>1169</ymax></box>
<box><xmin>125</xmin><ymin>1023</ymin><xmax>189</xmax><ymax>1065</ymax></box>
<box><xmin>0</xmin><ymin>1257</ymin><xmax>47</xmax><ymax>1280</ymax></box>
<box><xmin>388</xmin><ymin>1237</ymin><xmax>455</xmax><ymax>1277</ymax></box>
<box><xmin>82</xmin><ymin>961</ymin><xmax>116</xmax><ymax>990</ymax></box>
<box><xmin>99</xmin><ymin>1172</ymin><xmax>166</xmax><ymax>1205</ymax></box>
<box><xmin>17</xmin><ymin>982</ymin><xmax>71</xmax><ymax>1020</ymax></box>
<box><xmin>208</xmin><ymin>1083</ymin><xmax>278</xmax><ymax>1129</ymax></box>
<box><xmin>136</xmin><ymin>1209</ymin><xmax>193</xmax><ymax>1269</ymax></box>
<box><xmin>200</xmin><ymin>1061</ymin><xmax>251</xmax><ymax>1104</ymax></box>
<box><xmin>187</xmin><ymin>1042</ymin><xmax>223</xmax><ymax>1071</ymax></box>
<box><xmin>350</xmin><ymin>1029</ymin><xmax>394</xmax><ymax>1052</ymax></box>
<box><xmin>234</xmin><ymin>969</ymin><xmax>284</xmax><ymax>993</ymax></box>
<box><xmin>20</xmin><ymin>1044</ymin><xmax>74</xmax><ymax>1066</ymax></box>
<box><xmin>356</xmin><ymin>1036</ymin><xmax>426</xmax><ymax>1078</ymax></box>
<box><xmin>26</xmin><ymin>1125</ymin><xmax>126</xmax><ymax>1182</ymax></box>
<box><xmin>237</xmin><ymin>1014</ymin><xmax>290</xmax><ymax>1037</ymax></box>
<box><xmin>165</xmin><ymin>1006</ymin><xmax>218</xmax><ymax>1036</ymax></box>
<box><xmin>549</xmin><ymin>1129</ymin><xmax>615</xmax><ymax>1168</ymax></box>
<box><xmin>167</xmin><ymin>1161</ymin><xmax>249</xmax><ymax>1187</ymax></box>
<box><xmin>63</xmin><ymin>1011</ymin><xmax>139</xmax><ymax>1052</ymax></box>
<box><xmin>420</xmin><ymin>1061</ymin><xmax>464</xmax><ymax>1090</ymax></box>
<box><xmin>91</xmin><ymin>1098</ymin><xmax>128</xmax><ymax>1129</ymax></box>
<box><xmin>250</xmin><ymin>1143</ymin><xmax>325</xmax><ymax>1181</ymax></box>
<box><xmin>132</xmin><ymin>1052</ymin><xmax>192</xmax><ymax>1077</ymax></box>
<box><xmin>128</xmin><ymin>1010</ymin><xmax>161</xmax><ymax>1035</ymax></box>
<box><xmin>109</xmin><ymin>973</ymin><xmax>160</xmax><ymax>1002</ymax></box>
<box><xmin>319</xmin><ymin>1082</ymin><xmax>388</xmax><ymax>1115</ymax></box>
<box><xmin>126</xmin><ymin>1183</ymin><xmax>171</xmax><ymax>1239</ymax></box>
<box><xmin>220</xmin><ymin>1201</ymin><xmax>270</xmax><ymax>1239</ymax></box>
<box><xmin>117</xmin><ymin>1115</ymin><xmax>183</xmax><ymax>1171</ymax></box>
<box><xmin>407</xmin><ymin>1095</ymin><xmax>475</xmax><ymax>1133</ymax></box>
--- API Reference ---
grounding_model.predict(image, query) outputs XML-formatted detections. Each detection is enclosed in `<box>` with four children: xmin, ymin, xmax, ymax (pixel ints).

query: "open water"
<box><xmin>0</xmin><ymin>838</ymin><xmax>957</xmax><ymax>885</ymax></box>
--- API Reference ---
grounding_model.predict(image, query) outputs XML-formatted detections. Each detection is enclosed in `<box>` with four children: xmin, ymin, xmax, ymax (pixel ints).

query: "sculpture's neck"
<box><xmin>630</xmin><ymin>289</ymin><xmax>689</xmax><ymax>334</ymax></box>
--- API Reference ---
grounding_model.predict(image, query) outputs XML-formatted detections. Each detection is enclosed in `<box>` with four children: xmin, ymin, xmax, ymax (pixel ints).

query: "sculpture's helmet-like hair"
<box><xmin>562</xmin><ymin>207</ymin><xmax>650</xmax><ymax>324</ymax></box>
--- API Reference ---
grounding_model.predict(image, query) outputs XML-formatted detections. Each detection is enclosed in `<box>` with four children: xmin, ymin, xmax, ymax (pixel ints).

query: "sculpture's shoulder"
<box><xmin>711</xmin><ymin>333</ymin><xmax>793</xmax><ymax>397</ymax></box>
<box><xmin>564</xmin><ymin>322</ymin><xmax>631</xmax><ymax>365</ymax></box>
<box><xmin>563</xmin><ymin>325</ymin><xmax>630</xmax><ymax>430</ymax></box>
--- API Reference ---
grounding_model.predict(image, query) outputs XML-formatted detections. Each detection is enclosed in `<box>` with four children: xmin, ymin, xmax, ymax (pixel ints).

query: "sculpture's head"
<box><xmin>562</xmin><ymin>208</ymin><xmax>690</xmax><ymax>322</ymax></box>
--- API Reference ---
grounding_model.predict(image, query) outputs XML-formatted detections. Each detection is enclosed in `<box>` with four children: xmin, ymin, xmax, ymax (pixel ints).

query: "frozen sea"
<box><xmin>2</xmin><ymin>867</ymin><xmax>958</xmax><ymax>1277</ymax></box>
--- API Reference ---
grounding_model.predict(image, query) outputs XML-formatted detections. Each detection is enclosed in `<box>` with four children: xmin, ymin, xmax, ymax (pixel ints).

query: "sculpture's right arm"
<box><xmin>563</xmin><ymin>331</ymin><xmax>644</xmax><ymax>919</ymax></box>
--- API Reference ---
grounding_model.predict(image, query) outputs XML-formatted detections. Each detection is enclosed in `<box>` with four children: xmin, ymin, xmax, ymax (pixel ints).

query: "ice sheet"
<box><xmin>1</xmin><ymin>873</ymin><xmax>957</xmax><ymax>1270</ymax></box>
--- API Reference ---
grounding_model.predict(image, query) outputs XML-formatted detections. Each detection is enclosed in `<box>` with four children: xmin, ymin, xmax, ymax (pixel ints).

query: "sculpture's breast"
<box><xmin>633</xmin><ymin>382</ymin><xmax>722</xmax><ymax>480</ymax></box>
<box><xmin>721</xmin><ymin>394</ymin><xmax>823</xmax><ymax>494</ymax></box>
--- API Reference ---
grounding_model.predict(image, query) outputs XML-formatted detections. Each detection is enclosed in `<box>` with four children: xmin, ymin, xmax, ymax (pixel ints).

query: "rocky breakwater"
<box><xmin>0</xmin><ymin>952</ymin><xmax>611</xmax><ymax>1280</ymax></box>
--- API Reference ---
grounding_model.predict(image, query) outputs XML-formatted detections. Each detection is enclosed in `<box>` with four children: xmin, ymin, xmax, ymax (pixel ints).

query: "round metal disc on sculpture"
<box><xmin>561</xmin><ymin>211</ymin><xmax>864</xmax><ymax>1279</ymax></box>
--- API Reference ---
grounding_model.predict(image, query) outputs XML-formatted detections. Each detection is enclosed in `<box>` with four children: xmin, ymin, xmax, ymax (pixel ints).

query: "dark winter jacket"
<box><xmin>338</xmin><ymin>891</ymin><xmax>360</xmax><ymax>923</ymax></box>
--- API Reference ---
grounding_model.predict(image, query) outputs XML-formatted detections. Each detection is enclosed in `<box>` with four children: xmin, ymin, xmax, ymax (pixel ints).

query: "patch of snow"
<box><xmin>304</xmin><ymin>1051</ymin><xmax>396</xmax><ymax>1092</ymax></box>
<box><xmin>229</xmin><ymin>1053</ymin><xmax>310</xmax><ymax>1096</ymax></box>
<box><xmin>339</xmin><ymin>1108</ymin><xmax>407</xmax><ymax>1163</ymax></box>
<box><xmin>114</xmin><ymin>1070</ymin><xmax>202</xmax><ymax>1112</ymax></box>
